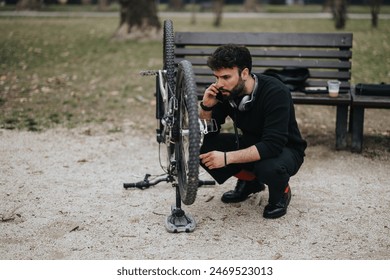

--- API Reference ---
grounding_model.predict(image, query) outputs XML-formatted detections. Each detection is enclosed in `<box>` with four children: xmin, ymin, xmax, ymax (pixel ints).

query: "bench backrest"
<box><xmin>174</xmin><ymin>32</ymin><xmax>353</xmax><ymax>97</ymax></box>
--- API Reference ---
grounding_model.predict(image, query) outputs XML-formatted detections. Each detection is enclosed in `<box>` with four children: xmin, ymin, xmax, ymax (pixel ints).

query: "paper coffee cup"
<box><xmin>327</xmin><ymin>80</ymin><xmax>341</xmax><ymax>97</ymax></box>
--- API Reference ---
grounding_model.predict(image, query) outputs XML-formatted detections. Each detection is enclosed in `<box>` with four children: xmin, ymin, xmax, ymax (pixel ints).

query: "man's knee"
<box><xmin>253</xmin><ymin>160</ymin><xmax>289</xmax><ymax>185</ymax></box>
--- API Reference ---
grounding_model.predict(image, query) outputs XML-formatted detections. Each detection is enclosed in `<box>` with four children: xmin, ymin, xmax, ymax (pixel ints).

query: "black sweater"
<box><xmin>211</xmin><ymin>74</ymin><xmax>307</xmax><ymax>160</ymax></box>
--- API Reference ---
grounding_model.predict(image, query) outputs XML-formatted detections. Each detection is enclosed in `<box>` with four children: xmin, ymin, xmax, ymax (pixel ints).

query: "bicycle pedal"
<box><xmin>165</xmin><ymin>206</ymin><xmax>196</xmax><ymax>233</ymax></box>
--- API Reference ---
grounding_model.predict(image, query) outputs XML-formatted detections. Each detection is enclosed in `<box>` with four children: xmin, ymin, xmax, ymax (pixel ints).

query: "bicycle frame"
<box><xmin>155</xmin><ymin>69</ymin><xmax>177</xmax><ymax>159</ymax></box>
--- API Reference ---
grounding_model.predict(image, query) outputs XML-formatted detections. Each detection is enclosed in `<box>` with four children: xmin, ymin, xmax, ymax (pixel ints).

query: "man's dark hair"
<box><xmin>207</xmin><ymin>44</ymin><xmax>252</xmax><ymax>73</ymax></box>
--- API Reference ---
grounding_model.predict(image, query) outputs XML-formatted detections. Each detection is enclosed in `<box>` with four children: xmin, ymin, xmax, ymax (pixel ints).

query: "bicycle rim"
<box><xmin>175</xmin><ymin>60</ymin><xmax>200</xmax><ymax>205</ymax></box>
<box><xmin>163</xmin><ymin>19</ymin><xmax>175</xmax><ymax>96</ymax></box>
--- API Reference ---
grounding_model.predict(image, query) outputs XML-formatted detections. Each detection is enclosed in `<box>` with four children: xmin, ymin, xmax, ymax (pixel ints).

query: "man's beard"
<box><xmin>220</xmin><ymin>78</ymin><xmax>246</xmax><ymax>101</ymax></box>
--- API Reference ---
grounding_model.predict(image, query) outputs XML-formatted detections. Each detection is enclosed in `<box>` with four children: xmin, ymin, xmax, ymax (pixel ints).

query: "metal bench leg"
<box><xmin>335</xmin><ymin>105</ymin><xmax>348</xmax><ymax>150</ymax></box>
<box><xmin>351</xmin><ymin>107</ymin><xmax>364</xmax><ymax>153</ymax></box>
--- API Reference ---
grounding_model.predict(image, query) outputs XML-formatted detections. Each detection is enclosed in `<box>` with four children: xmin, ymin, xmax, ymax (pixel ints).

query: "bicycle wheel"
<box><xmin>175</xmin><ymin>60</ymin><xmax>200</xmax><ymax>205</ymax></box>
<box><xmin>161</xmin><ymin>20</ymin><xmax>175</xmax><ymax>156</ymax></box>
<box><xmin>163</xmin><ymin>19</ymin><xmax>175</xmax><ymax>96</ymax></box>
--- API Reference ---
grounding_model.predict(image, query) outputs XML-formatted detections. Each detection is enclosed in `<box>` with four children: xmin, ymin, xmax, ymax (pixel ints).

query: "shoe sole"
<box><xmin>263</xmin><ymin>209</ymin><xmax>287</xmax><ymax>219</ymax></box>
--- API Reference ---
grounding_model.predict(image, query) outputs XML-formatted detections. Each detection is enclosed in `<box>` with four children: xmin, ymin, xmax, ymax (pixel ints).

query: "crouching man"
<box><xmin>199</xmin><ymin>44</ymin><xmax>307</xmax><ymax>219</ymax></box>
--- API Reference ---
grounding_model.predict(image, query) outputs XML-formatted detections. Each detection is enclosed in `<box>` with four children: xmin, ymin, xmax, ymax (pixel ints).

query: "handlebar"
<box><xmin>198</xmin><ymin>180</ymin><xmax>216</xmax><ymax>187</ymax></box>
<box><xmin>123</xmin><ymin>174</ymin><xmax>174</xmax><ymax>190</ymax></box>
<box><xmin>124</xmin><ymin>174</ymin><xmax>216</xmax><ymax>190</ymax></box>
<box><xmin>123</xmin><ymin>181</ymin><xmax>151</xmax><ymax>190</ymax></box>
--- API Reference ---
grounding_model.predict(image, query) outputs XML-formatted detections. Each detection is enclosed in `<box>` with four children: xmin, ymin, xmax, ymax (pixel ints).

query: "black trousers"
<box><xmin>200</xmin><ymin>133</ymin><xmax>304</xmax><ymax>204</ymax></box>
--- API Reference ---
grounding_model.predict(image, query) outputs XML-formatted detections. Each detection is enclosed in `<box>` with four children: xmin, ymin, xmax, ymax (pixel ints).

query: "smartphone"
<box><xmin>216</xmin><ymin>90</ymin><xmax>224</xmax><ymax>103</ymax></box>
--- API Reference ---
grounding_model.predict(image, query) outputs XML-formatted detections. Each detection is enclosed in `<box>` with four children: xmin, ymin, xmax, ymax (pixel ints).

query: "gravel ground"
<box><xmin>1</xmin><ymin>125</ymin><xmax>390</xmax><ymax>260</ymax></box>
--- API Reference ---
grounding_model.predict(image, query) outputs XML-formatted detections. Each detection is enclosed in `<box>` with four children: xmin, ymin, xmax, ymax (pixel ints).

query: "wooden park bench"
<box><xmin>173</xmin><ymin>31</ymin><xmax>353</xmax><ymax>150</ymax></box>
<box><xmin>351</xmin><ymin>83</ymin><xmax>390</xmax><ymax>153</ymax></box>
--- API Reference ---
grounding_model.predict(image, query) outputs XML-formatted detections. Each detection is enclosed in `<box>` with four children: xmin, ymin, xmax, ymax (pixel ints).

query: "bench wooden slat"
<box><xmin>194</xmin><ymin>77</ymin><xmax>350</xmax><ymax>90</ymax></box>
<box><xmin>292</xmin><ymin>93</ymin><xmax>351</xmax><ymax>104</ymax></box>
<box><xmin>176</xmin><ymin>57</ymin><xmax>352</xmax><ymax>71</ymax></box>
<box><xmin>307</xmin><ymin>70</ymin><xmax>351</xmax><ymax>80</ymax></box>
<box><xmin>175</xmin><ymin>48</ymin><xmax>352</xmax><ymax>60</ymax></box>
<box><xmin>184</xmin><ymin>67</ymin><xmax>351</xmax><ymax>80</ymax></box>
<box><xmin>194</xmin><ymin>72</ymin><xmax>350</xmax><ymax>82</ymax></box>
<box><xmin>352</xmin><ymin>95</ymin><xmax>390</xmax><ymax>108</ymax></box>
<box><xmin>194</xmin><ymin>88</ymin><xmax>351</xmax><ymax>104</ymax></box>
<box><xmin>175</xmin><ymin>32</ymin><xmax>353</xmax><ymax>48</ymax></box>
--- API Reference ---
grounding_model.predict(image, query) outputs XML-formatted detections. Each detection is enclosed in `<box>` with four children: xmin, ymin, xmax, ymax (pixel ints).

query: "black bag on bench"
<box><xmin>263</xmin><ymin>67</ymin><xmax>310</xmax><ymax>91</ymax></box>
<box><xmin>355</xmin><ymin>83</ymin><xmax>390</xmax><ymax>97</ymax></box>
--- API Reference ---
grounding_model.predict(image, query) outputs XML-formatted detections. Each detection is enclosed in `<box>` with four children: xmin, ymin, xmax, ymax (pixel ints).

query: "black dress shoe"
<box><xmin>221</xmin><ymin>179</ymin><xmax>265</xmax><ymax>203</ymax></box>
<box><xmin>263</xmin><ymin>185</ymin><xmax>291</xmax><ymax>219</ymax></box>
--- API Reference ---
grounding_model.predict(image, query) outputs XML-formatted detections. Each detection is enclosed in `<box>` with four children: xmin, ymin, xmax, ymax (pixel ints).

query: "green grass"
<box><xmin>0</xmin><ymin>17</ymin><xmax>160</xmax><ymax>131</ymax></box>
<box><xmin>0</xmin><ymin>15</ymin><xmax>389</xmax><ymax>131</ymax></box>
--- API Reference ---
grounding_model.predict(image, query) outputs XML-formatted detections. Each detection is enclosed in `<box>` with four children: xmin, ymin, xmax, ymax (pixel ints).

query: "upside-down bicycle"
<box><xmin>123</xmin><ymin>20</ymin><xmax>215</xmax><ymax>233</ymax></box>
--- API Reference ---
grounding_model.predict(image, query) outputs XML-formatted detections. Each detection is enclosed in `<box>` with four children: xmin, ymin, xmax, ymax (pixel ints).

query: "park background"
<box><xmin>1</xmin><ymin>0</ymin><xmax>390</xmax><ymax>261</ymax></box>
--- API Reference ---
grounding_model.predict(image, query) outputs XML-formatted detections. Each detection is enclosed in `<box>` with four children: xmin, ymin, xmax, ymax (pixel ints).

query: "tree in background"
<box><xmin>190</xmin><ymin>0</ymin><xmax>197</xmax><ymax>24</ymax></box>
<box><xmin>243</xmin><ymin>0</ymin><xmax>261</xmax><ymax>12</ymax></box>
<box><xmin>213</xmin><ymin>0</ymin><xmax>224</xmax><ymax>27</ymax></box>
<box><xmin>98</xmin><ymin>0</ymin><xmax>109</xmax><ymax>11</ymax></box>
<box><xmin>331</xmin><ymin>0</ymin><xmax>348</xmax><ymax>29</ymax></box>
<box><xmin>370</xmin><ymin>0</ymin><xmax>382</xmax><ymax>28</ymax></box>
<box><xmin>168</xmin><ymin>0</ymin><xmax>185</xmax><ymax>11</ymax></box>
<box><xmin>16</xmin><ymin>0</ymin><xmax>41</xmax><ymax>10</ymax></box>
<box><xmin>114</xmin><ymin>0</ymin><xmax>161</xmax><ymax>40</ymax></box>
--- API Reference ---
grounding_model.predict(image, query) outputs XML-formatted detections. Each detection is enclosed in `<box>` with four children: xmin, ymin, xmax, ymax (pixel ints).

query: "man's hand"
<box><xmin>199</xmin><ymin>151</ymin><xmax>225</xmax><ymax>169</ymax></box>
<box><xmin>200</xmin><ymin>146</ymin><xmax>261</xmax><ymax>169</ymax></box>
<box><xmin>202</xmin><ymin>83</ymin><xmax>222</xmax><ymax>108</ymax></box>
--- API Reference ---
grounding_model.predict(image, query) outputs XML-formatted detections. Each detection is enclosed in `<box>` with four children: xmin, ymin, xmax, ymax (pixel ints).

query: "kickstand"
<box><xmin>165</xmin><ymin>184</ymin><xmax>196</xmax><ymax>233</ymax></box>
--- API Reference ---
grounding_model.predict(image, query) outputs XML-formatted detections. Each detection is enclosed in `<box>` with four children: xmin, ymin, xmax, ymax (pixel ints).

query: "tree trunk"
<box><xmin>114</xmin><ymin>0</ymin><xmax>161</xmax><ymax>41</ymax></box>
<box><xmin>332</xmin><ymin>0</ymin><xmax>347</xmax><ymax>30</ymax></box>
<box><xmin>16</xmin><ymin>0</ymin><xmax>42</xmax><ymax>10</ymax></box>
<box><xmin>190</xmin><ymin>0</ymin><xmax>197</xmax><ymax>25</ymax></box>
<box><xmin>98</xmin><ymin>0</ymin><xmax>109</xmax><ymax>11</ymax></box>
<box><xmin>168</xmin><ymin>0</ymin><xmax>184</xmax><ymax>11</ymax></box>
<box><xmin>213</xmin><ymin>0</ymin><xmax>224</xmax><ymax>27</ymax></box>
<box><xmin>243</xmin><ymin>0</ymin><xmax>260</xmax><ymax>12</ymax></box>
<box><xmin>370</xmin><ymin>0</ymin><xmax>382</xmax><ymax>28</ymax></box>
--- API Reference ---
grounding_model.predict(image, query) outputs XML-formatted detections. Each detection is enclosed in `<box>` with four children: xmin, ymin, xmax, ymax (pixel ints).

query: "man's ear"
<box><xmin>241</xmin><ymin>68</ymin><xmax>250</xmax><ymax>80</ymax></box>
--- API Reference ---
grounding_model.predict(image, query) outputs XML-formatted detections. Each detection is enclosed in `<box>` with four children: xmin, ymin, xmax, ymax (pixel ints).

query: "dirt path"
<box><xmin>1</xmin><ymin>126</ymin><xmax>389</xmax><ymax>259</ymax></box>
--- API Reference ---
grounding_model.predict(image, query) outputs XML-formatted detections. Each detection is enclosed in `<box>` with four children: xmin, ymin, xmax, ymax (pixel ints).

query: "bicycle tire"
<box><xmin>163</xmin><ymin>19</ymin><xmax>175</xmax><ymax>97</ymax></box>
<box><xmin>175</xmin><ymin>60</ymin><xmax>200</xmax><ymax>205</ymax></box>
